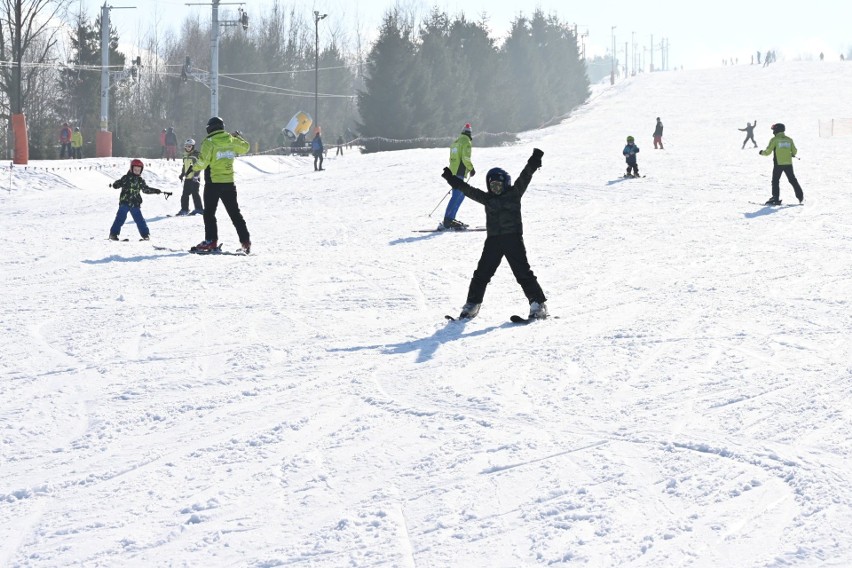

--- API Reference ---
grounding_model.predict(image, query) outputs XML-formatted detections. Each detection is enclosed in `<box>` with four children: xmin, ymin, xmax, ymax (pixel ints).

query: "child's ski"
<box><xmin>510</xmin><ymin>315</ymin><xmax>557</xmax><ymax>324</ymax></box>
<box><xmin>748</xmin><ymin>201</ymin><xmax>802</xmax><ymax>207</ymax></box>
<box><xmin>414</xmin><ymin>227</ymin><xmax>486</xmax><ymax>233</ymax></box>
<box><xmin>188</xmin><ymin>243</ymin><xmax>247</xmax><ymax>256</ymax></box>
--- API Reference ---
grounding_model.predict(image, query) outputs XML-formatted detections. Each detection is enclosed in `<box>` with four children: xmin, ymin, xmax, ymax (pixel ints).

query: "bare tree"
<box><xmin>0</xmin><ymin>0</ymin><xmax>71</xmax><ymax>116</ymax></box>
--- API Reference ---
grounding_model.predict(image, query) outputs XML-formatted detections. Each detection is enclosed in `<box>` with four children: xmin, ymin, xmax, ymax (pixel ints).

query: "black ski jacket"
<box><xmin>450</xmin><ymin>161</ymin><xmax>538</xmax><ymax>237</ymax></box>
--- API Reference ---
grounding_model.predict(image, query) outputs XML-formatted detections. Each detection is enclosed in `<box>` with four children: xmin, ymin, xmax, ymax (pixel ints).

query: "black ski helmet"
<box><xmin>771</xmin><ymin>123</ymin><xmax>785</xmax><ymax>134</ymax></box>
<box><xmin>486</xmin><ymin>167</ymin><xmax>511</xmax><ymax>195</ymax></box>
<box><xmin>206</xmin><ymin>116</ymin><xmax>224</xmax><ymax>134</ymax></box>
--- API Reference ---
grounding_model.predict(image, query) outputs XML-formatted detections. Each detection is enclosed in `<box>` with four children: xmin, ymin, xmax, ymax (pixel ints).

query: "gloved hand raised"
<box><xmin>469</xmin><ymin>168</ymin><xmax>476</xmax><ymax>178</ymax></box>
<box><xmin>442</xmin><ymin>167</ymin><xmax>461</xmax><ymax>188</ymax></box>
<box><xmin>527</xmin><ymin>148</ymin><xmax>544</xmax><ymax>170</ymax></box>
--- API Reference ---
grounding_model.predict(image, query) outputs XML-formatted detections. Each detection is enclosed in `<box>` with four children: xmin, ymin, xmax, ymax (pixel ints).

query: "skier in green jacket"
<box><xmin>192</xmin><ymin>116</ymin><xmax>253</xmax><ymax>253</ymax></box>
<box><xmin>759</xmin><ymin>123</ymin><xmax>804</xmax><ymax>205</ymax></box>
<box><xmin>441</xmin><ymin>123</ymin><xmax>475</xmax><ymax>230</ymax></box>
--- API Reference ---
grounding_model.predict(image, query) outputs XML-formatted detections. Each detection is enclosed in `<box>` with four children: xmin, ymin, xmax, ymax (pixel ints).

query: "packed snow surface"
<box><xmin>2</xmin><ymin>61</ymin><xmax>852</xmax><ymax>567</ymax></box>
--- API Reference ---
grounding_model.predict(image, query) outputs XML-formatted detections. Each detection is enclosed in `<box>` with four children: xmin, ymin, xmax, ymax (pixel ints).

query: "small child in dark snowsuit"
<box><xmin>623</xmin><ymin>136</ymin><xmax>640</xmax><ymax>177</ymax></box>
<box><xmin>109</xmin><ymin>158</ymin><xmax>168</xmax><ymax>240</ymax></box>
<box><xmin>440</xmin><ymin>148</ymin><xmax>548</xmax><ymax>320</ymax></box>
<box><xmin>739</xmin><ymin>120</ymin><xmax>758</xmax><ymax>149</ymax></box>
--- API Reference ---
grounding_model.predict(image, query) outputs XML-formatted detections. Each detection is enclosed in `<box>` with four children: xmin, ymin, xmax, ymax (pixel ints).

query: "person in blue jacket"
<box><xmin>623</xmin><ymin>136</ymin><xmax>640</xmax><ymax>177</ymax></box>
<box><xmin>311</xmin><ymin>130</ymin><xmax>324</xmax><ymax>171</ymax></box>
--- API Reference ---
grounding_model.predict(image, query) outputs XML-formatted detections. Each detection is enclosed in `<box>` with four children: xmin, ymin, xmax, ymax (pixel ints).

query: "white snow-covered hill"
<box><xmin>2</xmin><ymin>61</ymin><xmax>852</xmax><ymax>567</ymax></box>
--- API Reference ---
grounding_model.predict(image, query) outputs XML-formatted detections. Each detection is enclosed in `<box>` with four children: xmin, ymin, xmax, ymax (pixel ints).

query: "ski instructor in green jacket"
<box><xmin>759</xmin><ymin>122</ymin><xmax>804</xmax><ymax>206</ymax></box>
<box><xmin>192</xmin><ymin>116</ymin><xmax>253</xmax><ymax>253</ymax></box>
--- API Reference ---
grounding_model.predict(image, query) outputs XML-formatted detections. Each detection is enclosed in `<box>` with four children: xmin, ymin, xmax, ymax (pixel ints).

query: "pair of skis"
<box><xmin>413</xmin><ymin>226</ymin><xmax>486</xmax><ymax>233</ymax></box>
<box><xmin>748</xmin><ymin>201</ymin><xmax>802</xmax><ymax>207</ymax></box>
<box><xmin>149</xmin><ymin>243</ymin><xmax>249</xmax><ymax>256</ymax></box>
<box><xmin>445</xmin><ymin>314</ymin><xmax>545</xmax><ymax>325</ymax></box>
<box><xmin>188</xmin><ymin>243</ymin><xmax>248</xmax><ymax>256</ymax></box>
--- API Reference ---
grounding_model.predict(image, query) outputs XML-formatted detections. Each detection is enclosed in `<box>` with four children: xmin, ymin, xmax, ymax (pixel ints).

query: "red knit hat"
<box><xmin>462</xmin><ymin>123</ymin><xmax>472</xmax><ymax>134</ymax></box>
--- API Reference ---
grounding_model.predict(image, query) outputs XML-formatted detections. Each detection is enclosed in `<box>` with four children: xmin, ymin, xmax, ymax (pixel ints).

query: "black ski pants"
<box><xmin>203</xmin><ymin>182</ymin><xmax>250</xmax><ymax>243</ymax></box>
<box><xmin>466</xmin><ymin>233</ymin><xmax>546</xmax><ymax>305</ymax></box>
<box><xmin>181</xmin><ymin>178</ymin><xmax>202</xmax><ymax>212</ymax></box>
<box><xmin>771</xmin><ymin>164</ymin><xmax>803</xmax><ymax>202</ymax></box>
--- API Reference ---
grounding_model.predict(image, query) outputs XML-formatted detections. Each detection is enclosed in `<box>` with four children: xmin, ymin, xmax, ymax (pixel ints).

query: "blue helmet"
<box><xmin>486</xmin><ymin>167</ymin><xmax>511</xmax><ymax>195</ymax></box>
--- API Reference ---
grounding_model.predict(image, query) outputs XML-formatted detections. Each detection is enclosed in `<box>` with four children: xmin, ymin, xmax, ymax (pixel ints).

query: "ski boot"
<box><xmin>441</xmin><ymin>219</ymin><xmax>469</xmax><ymax>231</ymax></box>
<box><xmin>193</xmin><ymin>239</ymin><xmax>218</xmax><ymax>252</ymax></box>
<box><xmin>764</xmin><ymin>197</ymin><xmax>782</xmax><ymax>206</ymax></box>
<box><xmin>175</xmin><ymin>209</ymin><xmax>189</xmax><ymax>216</ymax></box>
<box><xmin>528</xmin><ymin>301</ymin><xmax>548</xmax><ymax>320</ymax></box>
<box><xmin>241</xmin><ymin>240</ymin><xmax>251</xmax><ymax>254</ymax></box>
<box><xmin>459</xmin><ymin>302</ymin><xmax>481</xmax><ymax>320</ymax></box>
<box><xmin>140</xmin><ymin>234</ymin><xmax>150</xmax><ymax>241</ymax></box>
<box><xmin>190</xmin><ymin>209</ymin><xmax>204</xmax><ymax>215</ymax></box>
<box><xmin>108</xmin><ymin>234</ymin><xmax>119</xmax><ymax>241</ymax></box>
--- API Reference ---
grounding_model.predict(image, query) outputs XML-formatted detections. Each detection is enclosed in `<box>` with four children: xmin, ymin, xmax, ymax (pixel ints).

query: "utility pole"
<box><xmin>650</xmin><ymin>34</ymin><xmax>655</xmax><ymax>72</ymax></box>
<box><xmin>314</xmin><ymin>10</ymin><xmax>328</xmax><ymax>132</ymax></box>
<box><xmin>611</xmin><ymin>26</ymin><xmax>616</xmax><ymax>85</ymax></box>
<box><xmin>186</xmin><ymin>1</ymin><xmax>248</xmax><ymax>118</ymax></box>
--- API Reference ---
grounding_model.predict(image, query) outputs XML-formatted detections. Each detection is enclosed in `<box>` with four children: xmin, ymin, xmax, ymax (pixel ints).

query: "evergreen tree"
<box><xmin>317</xmin><ymin>41</ymin><xmax>357</xmax><ymax>141</ymax></box>
<box><xmin>357</xmin><ymin>10</ymin><xmax>416</xmax><ymax>151</ymax></box>
<box><xmin>446</xmin><ymin>16</ymin><xmax>496</xmax><ymax>134</ymax></box>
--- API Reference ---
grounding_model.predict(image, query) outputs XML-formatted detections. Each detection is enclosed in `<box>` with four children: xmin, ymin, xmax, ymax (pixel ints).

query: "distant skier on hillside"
<box><xmin>440</xmin><ymin>148</ymin><xmax>548</xmax><ymax>321</ymax></box>
<box><xmin>440</xmin><ymin>123</ymin><xmax>475</xmax><ymax>231</ymax></box>
<box><xmin>759</xmin><ymin>123</ymin><xmax>804</xmax><ymax>205</ymax></box>
<box><xmin>623</xmin><ymin>136</ymin><xmax>640</xmax><ymax>177</ymax></box>
<box><xmin>739</xmin><ymin>120</ymin><xmax>758</xmax><ymax>149</ymax></box>
<box><xmin>653</xmin><ymin>117</ymin><xmax>664</xmax><ymax>149</ymax></box>
<box><xmin>311</xmin><ymin>129</ymin><xmax>324</xmax><ymax>171</ymax></box>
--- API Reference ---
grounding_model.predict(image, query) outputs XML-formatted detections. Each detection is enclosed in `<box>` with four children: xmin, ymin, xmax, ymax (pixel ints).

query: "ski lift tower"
<box><xmin>97</xmin><ymin>2</ymin><xmax>136</xmax><ymax>157</ymax></box>
<box><xmin>186</xmin><ymin>0</ymin><xmax>248</xmax><ymax>118</ymax></box>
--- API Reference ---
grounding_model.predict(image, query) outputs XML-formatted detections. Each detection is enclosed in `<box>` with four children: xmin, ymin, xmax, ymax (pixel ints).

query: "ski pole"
<box><xmin>429</xmin><ymin>189</ymin><xmax>451</xmax><ymax>217</ymax></box>
<box><xmin>150</xmin><ymin>187</ymin><xmax>173</xmax><ymax>199</ymax></box>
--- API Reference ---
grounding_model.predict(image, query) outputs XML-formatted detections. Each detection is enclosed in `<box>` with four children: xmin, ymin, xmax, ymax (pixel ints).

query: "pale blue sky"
<box><xmin>80</xmin><ymin>0</ymin><xmax>851</xmax><ymax>69</ymax></box>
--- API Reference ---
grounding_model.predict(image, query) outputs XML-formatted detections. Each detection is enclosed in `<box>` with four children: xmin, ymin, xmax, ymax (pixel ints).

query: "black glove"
<box><xmin>469</xmin><ymin>168</ymin><xmax>476</xmax><ymax>178</ymax></box>
<box><xmin>179</xmin><ymin>174</ymin><xmax>184</xmax><ymax>181</ymax></box>
<box><xmin>527</xmin><ymin>148</ymin><xmax>543</xmax><ymax>170</ymax></box>
<box><xmin>111</xmin><ymin>181</ymin><xmax>120</xmax><ymax>188</ymax></box>
<box><xmin>442</xmin><ymin>167</ymin><xmax>460</xmax><ymax>188</ymax></box>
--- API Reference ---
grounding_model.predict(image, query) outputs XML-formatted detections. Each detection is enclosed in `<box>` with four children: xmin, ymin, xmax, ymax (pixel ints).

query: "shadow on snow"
<box><xmin>330</xmin><ymin>320</ymin><xmax>509</xmax><ymax>363</ymax></box>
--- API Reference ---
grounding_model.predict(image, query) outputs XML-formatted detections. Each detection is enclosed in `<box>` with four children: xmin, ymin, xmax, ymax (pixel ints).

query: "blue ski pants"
<box><xmin>443</xmin><ymin>175</ymin><xmax>466</xmax><ymax>221</ymax></box>
<box><xmin>110</xmin><ymin>204</ymin><xmax>149</xmax><ymax>237</ymax></box>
